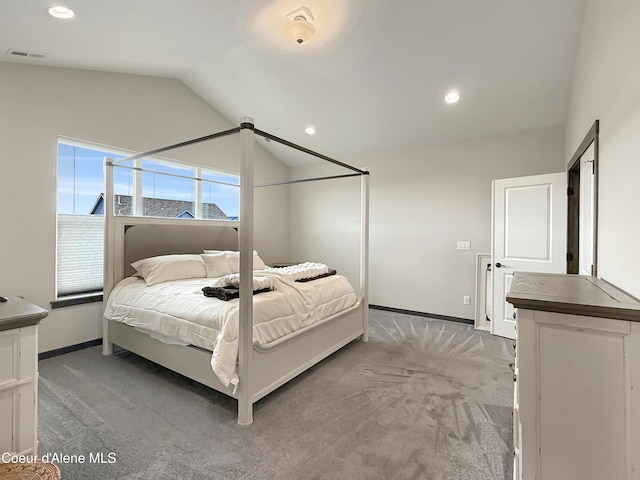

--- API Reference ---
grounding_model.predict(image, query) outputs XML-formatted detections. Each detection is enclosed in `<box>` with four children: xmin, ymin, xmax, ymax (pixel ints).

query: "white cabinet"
<box><xmin>0</xmin><ymin>297</ymin><xmax>47</xmax><ymax>456</ymax></box>
<box><xmin>507</xmin><ymin>273</ymin><xmax>640</xmax><ymax>480</ymax></box>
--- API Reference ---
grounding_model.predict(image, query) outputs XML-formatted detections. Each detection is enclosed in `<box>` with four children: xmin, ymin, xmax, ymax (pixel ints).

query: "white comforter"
<box><xmin>103</xmin><ymin>271</ymin><xmax>357</xmax><ymax>387</ymax></box>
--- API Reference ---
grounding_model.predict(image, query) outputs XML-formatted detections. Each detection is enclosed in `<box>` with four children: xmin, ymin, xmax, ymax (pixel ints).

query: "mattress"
<box><xmin>103</xmin><ymin>272</ymin><xmax>357</xmax><ymax>387</ymax></box>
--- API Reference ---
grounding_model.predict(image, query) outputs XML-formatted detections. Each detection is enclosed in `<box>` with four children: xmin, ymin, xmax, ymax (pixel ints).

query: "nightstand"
<box><xmin>0</xmin><ymin>297</ymin><xmax>48</xmax><ymax>456</ymax></box>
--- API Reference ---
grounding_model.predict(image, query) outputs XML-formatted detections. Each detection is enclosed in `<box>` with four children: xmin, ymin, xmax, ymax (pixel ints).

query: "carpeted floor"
<box><xmin>38</xmin><ymin>309</ymin><xmax>514</xmax><ymax>479</ymax></box>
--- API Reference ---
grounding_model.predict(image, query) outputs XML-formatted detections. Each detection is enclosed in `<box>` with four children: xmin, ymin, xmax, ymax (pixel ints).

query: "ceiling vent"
<box><xmin>6</xmin><ymin>48</ymin><xmax>46</xmax><ymax>59</ymax></box>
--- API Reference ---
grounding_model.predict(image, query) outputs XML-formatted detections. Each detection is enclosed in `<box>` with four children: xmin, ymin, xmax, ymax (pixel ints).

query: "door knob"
<box><xmin>495</xmin><ymin>262</ymin><xmax>503</xmax><ymax>268</ymax></box>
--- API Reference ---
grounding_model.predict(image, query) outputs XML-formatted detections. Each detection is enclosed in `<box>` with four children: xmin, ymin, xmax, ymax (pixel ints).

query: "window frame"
<box><xmin>54</xmin><ymin>138</ymin><xmax>239</xmax><ymax>305</ymax></box>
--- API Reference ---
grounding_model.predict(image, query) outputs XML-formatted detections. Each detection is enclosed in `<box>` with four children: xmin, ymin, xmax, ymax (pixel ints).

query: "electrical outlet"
<box><xmin>463</xmin><ymin>296</ymin><xmax>470</xmax><ymax>305</ymax></box>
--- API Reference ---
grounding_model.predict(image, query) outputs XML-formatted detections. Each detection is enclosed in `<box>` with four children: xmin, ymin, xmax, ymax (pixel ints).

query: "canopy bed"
<box><xmin>102</xmin><ymin>117</ymin><xmax>370</xmax><ymax>425</ymax></box>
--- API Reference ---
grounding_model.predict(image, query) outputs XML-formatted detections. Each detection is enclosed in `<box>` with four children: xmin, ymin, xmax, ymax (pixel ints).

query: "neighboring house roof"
<box><xmin>90</xmin><ymin>194</ymin><xmax>230</xmax><ymax>220</ymax></box>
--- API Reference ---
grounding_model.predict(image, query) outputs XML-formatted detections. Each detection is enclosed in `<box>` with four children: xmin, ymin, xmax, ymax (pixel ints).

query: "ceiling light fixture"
<box><xmin>305</xmin><ymin>126</ymin><xmax>316</xmax><ymax>135</ymax></box>
<box><xmin>285</xmin><ymin>7</ymin><xmax>316</xmax><ymax>45</ymax></box>
<box><xmin>444</xmin><ymin>91</ymin><xmax>460</xmax><ymax>104</ymax></box>
<box><xmin>47</xmin><ymin>6</ymin><xmax>75</xmax><ymax>19</ymax></box>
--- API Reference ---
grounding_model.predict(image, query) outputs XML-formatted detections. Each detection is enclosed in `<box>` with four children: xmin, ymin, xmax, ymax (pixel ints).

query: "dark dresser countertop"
<box><xmin>0</xmin><ymin>297</ymin><xmax>49</xmax><ymax>332</ymax></box>
<box><xmin>507</xmin><ymin>272</ymin><xmax>640</xmax><ymax>322</ymax></box>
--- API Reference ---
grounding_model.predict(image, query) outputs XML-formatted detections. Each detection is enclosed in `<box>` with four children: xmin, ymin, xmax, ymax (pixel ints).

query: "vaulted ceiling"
<box><xmin>0</xmin><ymin>0</ymin><xmax>587</xmax><ymax>166</ymax></box>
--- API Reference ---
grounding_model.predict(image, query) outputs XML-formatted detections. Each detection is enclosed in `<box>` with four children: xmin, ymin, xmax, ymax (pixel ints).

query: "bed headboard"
<box><xmin>117</xmin><ymin>218</ymin><xmax>239</xmax><ymax>277</ymax></box>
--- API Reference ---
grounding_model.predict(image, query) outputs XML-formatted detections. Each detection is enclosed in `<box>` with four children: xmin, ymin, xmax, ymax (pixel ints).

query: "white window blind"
<box><xmin>56</xmin><ymin>214</ymin><xmax>104</xmax><ymax>296</ymax></box>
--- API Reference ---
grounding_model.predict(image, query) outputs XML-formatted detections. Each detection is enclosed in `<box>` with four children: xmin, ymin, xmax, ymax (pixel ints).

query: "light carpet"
<box><xmin>38</xmin><ymin>309</ymin><xmax>514</xmax><ymax>479</ymax></box>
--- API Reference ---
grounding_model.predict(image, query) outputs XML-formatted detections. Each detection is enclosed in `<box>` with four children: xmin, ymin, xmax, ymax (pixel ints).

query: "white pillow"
<box><xmin>202</xmin><ymin>250</ymin><xmax>267</xmax><ymax>271</ymax></box>
<box><xmin>253</xmin><ymin>251</ymin><xmax>267</xmax><ymax>270</ymax></box>
<box><xmin>131</xmin><ymin>254</ymin><xmax>206</xmax><ymax>286</ymax></box>
<box><xmin>200</xmin><ymin>252</ymin><xmax>234</xmax><ymax>278</ymax></box>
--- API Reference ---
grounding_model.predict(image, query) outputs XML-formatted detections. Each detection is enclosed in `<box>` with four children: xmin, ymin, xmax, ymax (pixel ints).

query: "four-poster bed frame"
<box><xmin>102</xmin><ymin>117</ymin><xmax>370</xmax><ymax>425</ymax></box>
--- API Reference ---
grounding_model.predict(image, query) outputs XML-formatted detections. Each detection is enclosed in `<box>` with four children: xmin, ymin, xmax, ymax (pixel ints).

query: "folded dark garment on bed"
<box><xmin>295</xmin><ymin>269</ymin><xmax>337</xmax><ymax>282</ymax></box>
<box><xmin>202</xmin><ymin>286</ymin><xmax>271</xmax><ymax>301</ymax></box>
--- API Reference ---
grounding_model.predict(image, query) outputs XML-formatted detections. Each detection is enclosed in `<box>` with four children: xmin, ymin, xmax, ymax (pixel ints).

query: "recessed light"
<box><xmin>305</xmin><ymin>126</ymin><xmax>316</xmax><ymax>135</ymax></box>
<box><xmin>444</xmin><ymin>91</ymin><xmax>460</xmax><ymax>104</ymax></box>
<box><xmin>48</xmin><ymin>6</ymin><xmax>75</xmax><ymax>19</ymax></box>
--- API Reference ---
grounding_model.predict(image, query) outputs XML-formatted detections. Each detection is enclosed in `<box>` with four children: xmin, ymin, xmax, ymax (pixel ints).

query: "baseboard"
<box><xmin>39</xmin><ymin>338</ymin><xmax>103</xmax><ymax>360</ymax></box>
<box><xmin>369</xmin><ymin>304</ymin><xmax>474</xmax><ymax>325</ymax></box>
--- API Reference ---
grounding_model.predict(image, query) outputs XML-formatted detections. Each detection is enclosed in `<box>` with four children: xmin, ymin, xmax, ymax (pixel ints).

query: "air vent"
<box><xmin>6</xmin><ymin>48</ymin><xmax>46</xmax><ymax>59</ymax></box>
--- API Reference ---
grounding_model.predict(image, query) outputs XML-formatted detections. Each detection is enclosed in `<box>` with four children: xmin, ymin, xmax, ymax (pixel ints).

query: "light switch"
<box><xmin>457</xmin><ymin>241</ymin><xmax>471</xmax><ymax>250</ymax></box>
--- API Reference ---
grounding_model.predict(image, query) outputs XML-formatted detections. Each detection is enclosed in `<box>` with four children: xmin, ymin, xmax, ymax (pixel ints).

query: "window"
<box><xmin>142</xmin><ymin>160</ymin><xmax>195</xmax><ymax>217</ymax></box>
<box><xmin>202</xmin><ymin>170</ymin><xmax>241</xmax><ymax>221</ymax></box>
<box><xmin>56</xmin><ymin>140</ymin><xmax>239</xmax><ymax>299</ymax></box>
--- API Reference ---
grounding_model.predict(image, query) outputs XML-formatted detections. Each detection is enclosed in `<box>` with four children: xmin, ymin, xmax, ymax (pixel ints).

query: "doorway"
<box><xmin>567</xmin><ymin>120</ymin><xmax>599</xmax><ymax>275</ymax></box>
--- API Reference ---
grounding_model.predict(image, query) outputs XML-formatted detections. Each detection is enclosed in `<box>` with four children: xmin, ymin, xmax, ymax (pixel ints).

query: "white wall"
<box><xmin>0</xmin><ymin>62</ymin><xmax>290</xmax><ymax>352</ymax></box>
<box><xmin>565</xmin><ymin>0</ymin><xmax>640</xmax><ymax>299</ymax></box>
<box><xmin>289</xmin><ymin>126</ymin><xmax>565</xmax><ymax>320</ymax></box>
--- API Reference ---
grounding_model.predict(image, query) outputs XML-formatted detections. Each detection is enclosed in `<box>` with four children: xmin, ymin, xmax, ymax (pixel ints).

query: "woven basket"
<box><xmin>0</xmin><ymin>461</ymin><xmax>61</xmax><ymax>480</ymax></box>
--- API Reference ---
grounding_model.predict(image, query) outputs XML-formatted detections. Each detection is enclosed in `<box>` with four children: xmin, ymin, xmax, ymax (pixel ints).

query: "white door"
<box><xmin>491</xmin><ymin>173</ymin><xmax>567</xmax><ymax>339</ymax></box>
<box><xmin>579</xmin><ymin>143</ymin><xmax>596</xmax><ymax>275</ymax></box>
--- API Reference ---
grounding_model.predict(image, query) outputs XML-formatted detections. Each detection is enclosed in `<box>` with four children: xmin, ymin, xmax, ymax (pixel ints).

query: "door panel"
<box><xmin>501</xmin><ymin>272</ymin><xmax>516</xmax><ymax>334</ymax></box>
<box><xmin>492</xmin><ymin>173</ymin><xmax>567</xmax><ymax>339</ymax></box>
<box><xmin>506</xmin><ymin>185</ymin><xmax>551</xmax><ymax>260</ymax></box>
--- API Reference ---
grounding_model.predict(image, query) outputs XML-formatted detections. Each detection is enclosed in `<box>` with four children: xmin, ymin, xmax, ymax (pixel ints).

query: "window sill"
<box><xmin>50</xmin><ymin>292</ymin><xmax>103</xmax><ymax>309</ymax></box>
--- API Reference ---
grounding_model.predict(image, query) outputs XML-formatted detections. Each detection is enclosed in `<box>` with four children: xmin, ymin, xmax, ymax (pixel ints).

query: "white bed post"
<box><xmin>237</xmin><ymin>116</ymin><xmax>255</xmax><ymax>425</ymax></box>
<box><xmin>133</xmin><ymin>158</ymin><xmax>143</xmax><ymax>216</ymax></box>
<box><xmin>360</xmin><ymin>168</ymin><xmax>370</xmax><ymax>342</ymax></box>
<box><xmin>195</xmin><ymin>167</ymin><xmax>203</xmax><ymax>219</ymax></box>
<box><xmin>103</xmin><ymin>157</ymin><xmax>115</xmax><ymax>355</ymax></box>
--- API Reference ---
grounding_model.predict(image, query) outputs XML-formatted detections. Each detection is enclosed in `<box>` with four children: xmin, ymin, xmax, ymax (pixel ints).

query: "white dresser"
<box><xmin>0</xmin><ymin>297</ymin><xmax>47</xmax><ymax>456</ymax></box>
<box><xmin>507</xmin><ymin>273</ymin><xmax>640</xmax><ymax>480</ymax></box>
